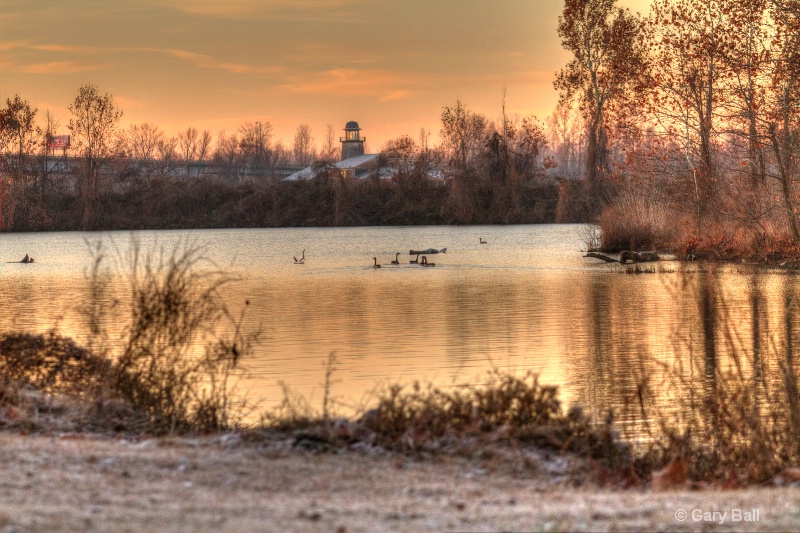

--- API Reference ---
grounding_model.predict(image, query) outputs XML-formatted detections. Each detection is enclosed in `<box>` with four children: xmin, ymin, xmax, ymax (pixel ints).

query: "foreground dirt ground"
<box><xmin>0</xmin><ymin>432</ymin><xmax>797</xmax><ymax>532</ymax></box>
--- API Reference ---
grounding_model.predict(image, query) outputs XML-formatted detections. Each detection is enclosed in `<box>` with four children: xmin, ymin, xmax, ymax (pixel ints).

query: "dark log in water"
<box><xmin>584</xmin><ymin>251</ymin><xmax>660</xmax><ymax>264</ymax></box>
<box><xmin>584</xmin><ymin>252</ymin><xmax>619</xmax><ymax>263</ymax></box>
<box><xmin>620</xmin><ymin>251</ymin><xmax>659</xmax><ymax>264</ymax></box>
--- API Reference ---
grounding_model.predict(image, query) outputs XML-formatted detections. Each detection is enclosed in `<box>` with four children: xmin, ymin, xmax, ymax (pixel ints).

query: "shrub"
<box><xmin>597</xmin><ymin>191</ymin><xmax>676</xmax><ymax>252</ymax></box>
<box><xmin>81</xmin><ymin>237</ymin><xmax>259</xmax><ymax>434</ymax></box>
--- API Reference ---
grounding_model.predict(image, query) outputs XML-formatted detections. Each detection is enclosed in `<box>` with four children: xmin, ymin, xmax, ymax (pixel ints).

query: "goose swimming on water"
<box><xmin>421</xmin><ymin>256</ymin><xmax>435</xmax><ymax>267</ymax></box>
<box><xmin>372</xmin><ymin>257</ymin><xmax>381</xmax><ymax>268</ymax></box>
<box><xmin>479</xmin><ymin>238</ymin><xmax>487</xmax><ymax>244</ymax></box>
<box><xmin>391</xmin><ymin>252</ymin><xmax>400</xmax><ymax>265</ymax></box>
<box><xmin>409</xmin><ymin>253</ymin><xmax>420</xmax><ymax>264</ymax></box>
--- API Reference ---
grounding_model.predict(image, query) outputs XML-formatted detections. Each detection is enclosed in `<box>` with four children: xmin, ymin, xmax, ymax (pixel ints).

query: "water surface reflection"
<box><xmin>1</xmin><ymin>226</ymin><xmax>798</xmax><ymax>432</ymax></box>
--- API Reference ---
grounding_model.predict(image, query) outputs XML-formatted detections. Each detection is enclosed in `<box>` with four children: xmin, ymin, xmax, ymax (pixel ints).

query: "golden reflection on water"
<box><xmin>232</xmin><ymin>268</ymin><xmax>575</xmax><ymax>413</ymax></box>
<box><xmin>1</xmin><ymin>227</ymin><xmax>799</xmax><ymax>431</ymax></box>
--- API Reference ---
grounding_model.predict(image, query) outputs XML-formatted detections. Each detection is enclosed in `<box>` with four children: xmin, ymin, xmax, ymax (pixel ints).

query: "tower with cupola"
<box><xmin>340</xmin><ymin>121</ymin><xmax>366</xmax><ymax>160</ymax></box>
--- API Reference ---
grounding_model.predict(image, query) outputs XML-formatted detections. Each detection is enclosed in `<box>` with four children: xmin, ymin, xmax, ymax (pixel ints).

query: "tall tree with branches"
<box><xmin>68</xmin><ymin>84</ymin><xmax>123</xmax><ymax>229</ymax></box>
<box><xmin>643</xmin><ymin>0</ymin><xmax>733</xmax><ymax>223</ymax></box>
<box><xmin>0</xmin><ymin>94</ymin><xmax>40</xmax><ymax>178</ymax></box>
<box><xmin>764</xmin><ymin>0</ymin><xmax>800</xmax><ymax>240</ymax></box>
<box><xmin>555</xmin><ymin>0</ymin><xmax>645</xmax><ymax>213</ymax></box>
<box><xmin>293</xmin><ymin>124</ymin><xmax>315</xmax><ymax>166</ymax></box>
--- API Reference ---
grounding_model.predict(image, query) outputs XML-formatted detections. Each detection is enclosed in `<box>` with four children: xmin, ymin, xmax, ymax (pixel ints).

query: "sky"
<box><xmin>0</xmin><ymin>0</ymin><xmax>649</xmax><ymax>152</ymax></box>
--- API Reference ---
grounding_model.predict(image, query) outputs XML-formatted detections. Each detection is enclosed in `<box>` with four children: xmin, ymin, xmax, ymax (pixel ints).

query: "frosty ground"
<box><xmin>0</xmin><ymin>432</ymin><xmax>797</xmax><ymax>532</ymax></box>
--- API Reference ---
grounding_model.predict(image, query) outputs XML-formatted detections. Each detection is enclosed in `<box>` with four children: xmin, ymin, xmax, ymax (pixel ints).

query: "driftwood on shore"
<box><xmin>584</xmin><ymin>251</ymin><xmax>660</xmax><ymax>264</ymax></box>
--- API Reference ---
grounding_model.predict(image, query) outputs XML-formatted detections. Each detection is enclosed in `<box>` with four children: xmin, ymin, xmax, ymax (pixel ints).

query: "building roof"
<box><xmin>344</xmin><ymin>121</ymin><xmax>360</xmax><ymax>130</ymax></box>
<box><xmin>284</xmin><ymin>153</ymin><xmax>382</xmax><ymax>181</ymax></box>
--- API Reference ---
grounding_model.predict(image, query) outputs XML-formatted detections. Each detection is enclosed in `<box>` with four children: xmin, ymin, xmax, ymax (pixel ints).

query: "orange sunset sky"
<box><xmin>0</xmin><ymin>0</ymin><xmax>649</xmax><ymax>151</ymax></box>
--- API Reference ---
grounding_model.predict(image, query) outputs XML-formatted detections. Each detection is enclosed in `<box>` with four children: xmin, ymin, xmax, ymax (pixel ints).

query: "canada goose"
<box><xmin>293</xmin><ymin>249</ymin><xmax>305</xmax><ymax>264</ymax></box>
<box><xmin>409</xmin><ymin>253</ymin><xmax>420</xmax><ymax>264</ymax></box>
<box><xmin>372</xmin><ymin>257</ymin><xmax>381</xmax><ymax>268</ymax></box>
<box><xmin>479</xmin><ymin>238</ymin><xmax>487</xmax><ymax>244</ymax></box>
<box><xmin>391</xmin><ymin>252</ymin><xmax>400</xmax><ymax>265</ymax></box>
<box><xmin>421</xmin><ymin>256</ymin><xmax>435</xmax><ymax>267</ymax></box>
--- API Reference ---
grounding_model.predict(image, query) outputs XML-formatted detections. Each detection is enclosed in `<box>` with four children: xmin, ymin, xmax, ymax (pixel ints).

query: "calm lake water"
<box><xmin>0</xmin><ymin>224</ymin><xmax>796</xmax><ymax>432</ymax></box>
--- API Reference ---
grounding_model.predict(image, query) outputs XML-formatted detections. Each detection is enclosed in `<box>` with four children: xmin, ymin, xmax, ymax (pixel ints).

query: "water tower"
<box><xmin>340</xmin><ymin>121</ymin><xmax>366</xmax><ymax>160</ymax></box>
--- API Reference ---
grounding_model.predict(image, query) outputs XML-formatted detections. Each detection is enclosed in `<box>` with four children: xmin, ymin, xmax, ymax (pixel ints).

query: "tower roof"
<box><xmin>344</xmin><ymin>121</ymin><xmax>360</xmax><ymax>130</ymax></box>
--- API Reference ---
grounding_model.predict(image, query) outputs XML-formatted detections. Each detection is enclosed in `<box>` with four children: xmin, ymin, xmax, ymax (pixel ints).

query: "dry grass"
<box><xmin>0</xmin><ymin>238</ymin><xmax>260</xmax><ymax>436</ymax></box>
<box><xmin>258</xmin><ymin>368</ymin><xmax>632</xmax><ymax>474</ymax></box>
<box><xmin>597</xmin><ymin>191</ymin><xmax>678</xmax><ymax>252</ymax></box>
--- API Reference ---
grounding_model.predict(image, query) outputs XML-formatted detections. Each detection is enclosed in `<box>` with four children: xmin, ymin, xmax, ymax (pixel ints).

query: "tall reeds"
<box><xmin>80</xmin><ymin>237</ymin><xmax>259</xmax><ymax>434</ymax></box>
<box><xmin>596</xmin><ymin>190</ymin><xmax>676</xmax><ymax>252</ymax></box>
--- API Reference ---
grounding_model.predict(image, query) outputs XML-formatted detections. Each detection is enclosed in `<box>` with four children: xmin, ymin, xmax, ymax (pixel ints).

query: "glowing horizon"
<box><xmin>0</xmin><ymin>0</ymin><xmax>650</xmax><ymax>152</ymax></box>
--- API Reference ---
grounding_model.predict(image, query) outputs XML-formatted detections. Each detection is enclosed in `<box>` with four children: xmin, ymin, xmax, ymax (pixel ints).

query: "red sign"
<box><xmin>47</xmin><ymin>135</ymin><xmax>70</xmax><ymax>150</ymax></box>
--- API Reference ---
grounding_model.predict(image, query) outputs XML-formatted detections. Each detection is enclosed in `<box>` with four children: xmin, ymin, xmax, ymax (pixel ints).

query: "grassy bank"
<box><xmin>595</xmin><ymin>188</ymin><xmax>800</xmax><ymax>264</ymax></box>
<box><xmin>2</xmin><ymin>325</ymin><xmax>800</xmax><ymax>490</ymax></box>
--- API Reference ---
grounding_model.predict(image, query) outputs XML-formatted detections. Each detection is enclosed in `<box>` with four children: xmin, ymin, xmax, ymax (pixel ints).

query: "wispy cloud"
<box><xmin>0</xmin><ymin>40</ymin><xmax>30</xmax><ymax>52</ymax></box>
<box><xmin>380</xmin><ymin>90</ymin><xmax>413</xmax><ymax>102</ymax></box>
<box><xmin>165</xmin><ymin>49</ymin><xmax>285</xmax><ymax>75</ymax></box>
<box><xmin>31</xmin><ymin>43</ymin><xmax>89</xmax><ymax>52</ymax></box>
<box><xmin>0</xmin><ymin>40</ymin><xmax>106</xmax><ymax>55</ymax></box>
<box><xmin>0</xmin><ymin>40</ymin><xmax>285</xmax><ymax>77</ymax></box>
<box><xmin>166</xmin><ymin>0</ymin><xmax>364</xmax><ymax>20</ymax></box>
<box><xmin>14</xmin><ymin>61</ymin><xmax>111</xmax><ymax>74</ymax></box>
<box><xmin>279</xmin><ymin>68</ymin><xmax>419</xmax><ymax>101</ymax></box>
<box><xmin>113</xmin><ymin>95</ymin><xmax>146</xmax><ymax>111</ymax></box>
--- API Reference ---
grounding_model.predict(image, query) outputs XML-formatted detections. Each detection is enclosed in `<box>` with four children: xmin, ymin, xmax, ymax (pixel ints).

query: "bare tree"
<box><xmin>178</xmin><ymin>127</ymin><xmax>200</xmax><ymax>163</ymax></box>
<box><xmin>178</xmin><ymin>127</ymin><xmax>213</xmax><ymax>177</ymax></box>
<box><xmin>514</xmin><ymin>116</ymin><xmax>548</xmax><ymax>179</ymax></box>
<box><xmin>197</xmin><ymin>130</ymin><xmax>212</xmax><ymax>163</ymax></box>
<box><xmin>119</xmin><ymin>123</ymin><xmax>164</xmax><ymax>161</ymax></box>
<box><xmin>440</xmin><ymin>99</ymin><xmax>487</xmax><ymax>172</ymax></box>
<box><xmin>440</xmin><ymin>99</ymin><xmax>488</xmax><ymax>222</ymax></box>
<box><xmin>320</xmin><ymin>123</ymin><xmax>339</xmax><ymax>162</ymax></box>
<box><xmin>555</xmin><ymin>0</ymin><xmax>644</xmax><ymax>212</ymax></box>
<box><xmin>238</xmin><ymin>121</ymin><xmax>273</xmax><ymax>178</ymax></box>
<box><xmin>34</xmin><ymin>110</ymin><xmax>61</xmax><ymax>194</ymax></box>
<box><xmin>644</xmin><ymin>0</ymin><xmax>734</xmax><ymax>222</ymax></box>
<box><xmin>293</xmin><ymin>124</ymin><xmax>315</xmax><ymax>166</ymax></box>
<box><xmin>158</xmin><ymin>135</ymin><xmax>179</xmax><ymax>171</ymax></box>
<box><xmin>0</xmin><ymin>94</ymin><xmax>40</xmax><ymax>177</ymax></box>
<box><xmin>382</xmin><ymin>135</ymin><xmax>418</xmax><ymax>174</ymax></box>
<box><xmin>213</xmin><ymin>130</ymin><xmax>241</xmax><ymax>180</ymax></box>
<box><xmin>546</xmin><ymin>101</ymin><xmax>584</xmax><ymax>179</ymax></box>
<box><xmin>765</xmin><ymin>0</ymin><xmax>800</xmax><ymax>240</ymax></box>
<box><xmin>68</xmin><ymin>83</ymin><xmax>123</xmax><ymax>229</ymax></box>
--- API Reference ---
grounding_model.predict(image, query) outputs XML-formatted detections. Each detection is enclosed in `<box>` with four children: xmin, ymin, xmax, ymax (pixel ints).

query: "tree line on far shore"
<box><xmin>0</xmin><ymin>84</ymin><xmax>584</xmax><ymax>231</ymax></box>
